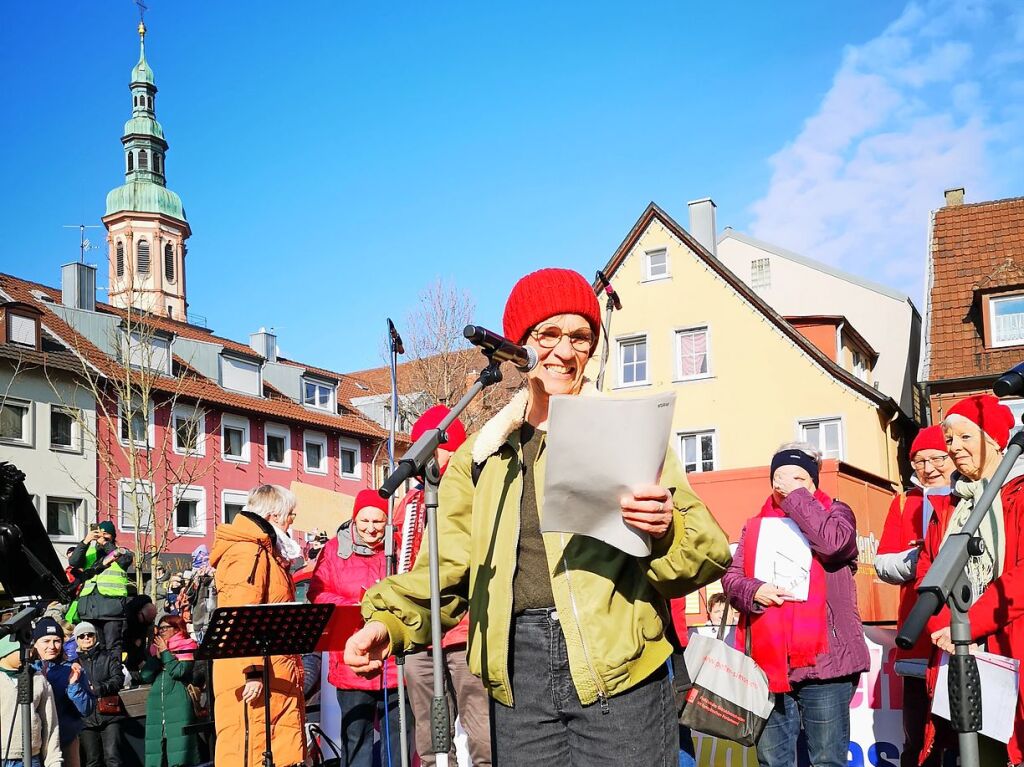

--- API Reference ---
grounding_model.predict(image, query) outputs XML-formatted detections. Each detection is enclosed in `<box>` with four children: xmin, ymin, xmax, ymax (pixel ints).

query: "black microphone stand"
<box><xmin>378</xmin><ymin>349</ymin><xmax>505</xmax><ymax>763</ymax></box>
<box><xmin>0</xmin><ymin>604</ymin><xmax>46</xmax><ymax>767</ymax></box>
<box><xmin>896</xmin><ymin>428</ymin><xmax>1024</xmax><ymax>767</ymax></box>
<box><xmin>384</xmin><ymin>317</ymin><xmax>410</xmax><ymax>767</ymax></box>
<box><xmin>594</xmin><ymin>271</ymin><xmax>621</xmax><ymax>392</ymax></box>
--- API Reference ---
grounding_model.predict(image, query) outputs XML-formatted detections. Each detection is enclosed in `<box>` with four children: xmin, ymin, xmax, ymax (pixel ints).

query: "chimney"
<box><xmin>250</xmin><ymin>327</ymin><xmax>277</xmax><ymax>362</ymax></box>
<box><xmin>687</xmin><ymin>198</ymin><xmax>717</xmax><ymax>256</ymax></box>
<box><xmin>944</xmin><ymin>187</ymin><xmax>965</xmax><ymax>207</ymax></box>
<box><xmin>61</xmin><ymin>262</ymin><xmax>97</xmax><ymax>312</ymax></box>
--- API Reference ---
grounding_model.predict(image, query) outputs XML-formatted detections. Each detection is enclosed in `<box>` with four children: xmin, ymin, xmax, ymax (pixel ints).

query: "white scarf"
<box><xmin>942</xmin><ymin>477</ymin><xmax>1007</xmax><ymax>604</ymax></box>
<box><xmin>270</xmin><ymin>521</ymin><xmax>304</xmax><ymax>562</ymax></box>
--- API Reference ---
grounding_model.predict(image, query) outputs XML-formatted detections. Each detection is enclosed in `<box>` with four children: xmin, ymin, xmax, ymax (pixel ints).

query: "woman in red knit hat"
<box><xmin>347</xmin><ymin>267</ymin><xmax>731</xmax><ymax>766</ymax></box>
<box><xmin>875</xmin><ymin>425</ymin><xmax>955</xmax><ymax>767</ymax></box>
<box><xmin>919</xmin><ymin>394</ymin><xmax>1024</xmax><ymax>766</ymax></box>
<box><xmin>308</xmin><ymin>488</ymin><xmax>411</xmax><ymax>767</ymax></box>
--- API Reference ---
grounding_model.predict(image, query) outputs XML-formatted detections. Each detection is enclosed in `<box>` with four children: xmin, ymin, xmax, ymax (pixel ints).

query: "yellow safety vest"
<box><xmin>79</xmin><ymin>559</ymin><xmax>129</xmax><ymax>598</ymax></box>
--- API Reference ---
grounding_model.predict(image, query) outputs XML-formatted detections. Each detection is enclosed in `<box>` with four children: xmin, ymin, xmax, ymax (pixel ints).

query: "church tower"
<box><xmin>103</xmin><ymin>21</ymin><xmax>191</xmax><ymax>321</ymax></box>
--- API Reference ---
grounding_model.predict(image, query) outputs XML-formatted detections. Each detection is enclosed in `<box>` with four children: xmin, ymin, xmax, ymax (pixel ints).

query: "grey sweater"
<box><xmin>0</xmin><ymin>666</ymin><xmax>61</xmax><ymax>766</ymax></box>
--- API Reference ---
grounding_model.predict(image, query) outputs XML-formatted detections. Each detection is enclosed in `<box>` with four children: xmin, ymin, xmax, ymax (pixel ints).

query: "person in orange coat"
<box><xmin>874</xmin><ymin>425</ymin><xmax>955</xmax><ymax>767</ymax></box>
<box><xmin>210</xmin><ymin>484</ymin><xmax>306</xmax><ymax>767</ymax></box>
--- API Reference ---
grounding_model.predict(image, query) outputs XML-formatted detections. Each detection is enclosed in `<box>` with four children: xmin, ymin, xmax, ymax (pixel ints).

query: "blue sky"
<box><xmin>2</xmin><ymin>1</ymin><xmax>1022</xmax><ymax>371</ymax></box>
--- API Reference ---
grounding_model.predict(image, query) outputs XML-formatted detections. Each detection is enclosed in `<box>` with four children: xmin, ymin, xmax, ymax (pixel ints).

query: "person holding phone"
<box><xmin>68</xmin><ymin>521</ymin><xmax>134</xmax><ymax>657</ymax></box>
<box><xmin>721</xmin><ymin>443</ymin><xmax>869</xmax><ymax>767</ymax></box>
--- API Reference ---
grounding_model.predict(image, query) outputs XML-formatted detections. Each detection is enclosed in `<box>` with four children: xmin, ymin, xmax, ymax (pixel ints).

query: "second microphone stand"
<box><xmin>378</xmin><ymin>353</ymin><xmax>504</xmax><ymax>764</ymax></box>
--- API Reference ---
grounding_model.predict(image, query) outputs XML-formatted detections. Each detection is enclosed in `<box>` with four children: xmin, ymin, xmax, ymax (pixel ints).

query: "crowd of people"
<box><xmin>4</xmin><ymin>267</ymin><xmax>1024</xmax><ymax>767</ymax></box>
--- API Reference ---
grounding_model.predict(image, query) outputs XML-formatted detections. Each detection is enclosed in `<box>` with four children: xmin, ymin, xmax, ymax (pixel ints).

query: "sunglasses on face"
<box><xmin>78</xmin><ymin>633</ymin><xmax>96</xmax><ymax>639</ymax></box>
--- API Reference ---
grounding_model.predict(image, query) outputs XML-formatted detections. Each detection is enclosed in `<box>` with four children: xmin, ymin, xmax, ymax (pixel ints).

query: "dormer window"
<box><xmin>120</xmin><ymin>330</ymin><xmax>171</xmax><ymax>375</ymax></box>
<box><xmin>2</xmin><ymin>303</ymin><xmax>42</xmax><ymax>350</ymax></box>
<box><xmin>302</xmin><ymin>377</ymin><xmax>336</xmax><ymax>411</ymax></box>
<box><xmin>987</xmin><ymin>293</ymin><xmax>1024</xmax><ymax>348</ymax></box>
<box><xmin>220</xmin><ymin>354</ymin><xmax>261</xmax><ymax>395</ymax></box>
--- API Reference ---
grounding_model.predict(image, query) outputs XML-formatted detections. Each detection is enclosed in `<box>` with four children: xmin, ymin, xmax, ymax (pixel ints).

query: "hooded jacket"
<box><xmin>308</xmin><ymin>516</ymin><xmax>398</xmax><ymax>691</ymax></box>
<box><xmin>210</xmin><ymin>511</ymin><xmax>305</xmax><ymax>767</ymax></box>
<box><xmin>362</xmin><ymin>387</ymin><xmax>732</xmax><ymax>707</ymax></box>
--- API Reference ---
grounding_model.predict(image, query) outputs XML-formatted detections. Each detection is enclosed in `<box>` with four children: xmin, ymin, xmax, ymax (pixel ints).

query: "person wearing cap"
<box><xmin>873</xmin><ymin>426</ymin><xmax>955</xmax><ymax>767</ymax></box>
<box><xmin>348</xmin><ymin>268</ymin><xmax>731</xmax><ymax>765</ymax></box>
<box><xmin>921</xmin><ymin>394</ymin><xmax>1024</xmax><ymax>766</ymax></box>
<box><xmin>0</xmin><ymin>634</ymin><xmax>61</xmax><ymax>767</ymax></box>
<box><xmin>209</xmin><ymin>484</ymin><xmax>306</xmax><ymax>767</ymax></box>
<box><xmin>31</xmin><ymin>617</ymin><xmax>93</xmax><ymax>767</ymax></box>
<box><xmin>308</xmin><ymin>488</ymin><xmax>411</xmax><ymax>767</ymax></box>
<box><xmin>76</xmin><ymin>621</ymin><xmax>127</xmax><ymax>767</ymax></box>
<box><xmin>398</xmin><ymin>405</ymin><xmax>492</xmax><ymax>767</ymax></box>
<box><xmin>721</xmin><ymin>442</ymin><xmax>869</xmax><ymax>767</ymax></box>
<box><xmin>68</xmin><ymin>521</ymin><xmax>134</xmax><ymax>658</ymax></box>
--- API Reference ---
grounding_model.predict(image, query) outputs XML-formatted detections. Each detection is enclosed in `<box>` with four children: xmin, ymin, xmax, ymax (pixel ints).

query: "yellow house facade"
<box><xmin>587</xmin><ymin>203</ymin><xmax>910</xmax><ymax>485</ymax></box>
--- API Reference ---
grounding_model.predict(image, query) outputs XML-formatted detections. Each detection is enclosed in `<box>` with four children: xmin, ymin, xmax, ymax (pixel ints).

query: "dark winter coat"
<box><xmin>140</xmin><ymin>649</ymin><xmax>200</xmax><ymax>767</ymax></box>
<box><xmin>78</xmin><ymin>645</ymin><xmax>126</xmax><ymax>727</ymax></box>
<box><xmin>70</xmin><ymin>541</ymin><xmax>134</xmax><ymax>620</ymax></box>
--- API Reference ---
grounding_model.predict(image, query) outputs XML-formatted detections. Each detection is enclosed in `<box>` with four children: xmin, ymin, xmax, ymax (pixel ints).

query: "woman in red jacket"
<box><xmin>923</xmin><ymin>394</ymin><xmax>1024</xmax><ymax>767</ymax></box>
<box><xmin>308</xmin><ymin>489</ymin><xmax>411</xmax><ymax>767</ymax></box>
<box><xmin>874</xmin><ymin>425</ymin><xmax>954</xmax><ymax>767</ymax></box>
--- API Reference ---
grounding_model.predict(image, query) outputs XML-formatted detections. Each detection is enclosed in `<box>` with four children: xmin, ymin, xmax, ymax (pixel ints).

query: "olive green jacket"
<box><xmin>363</xmin><ymin>389</ymin><xmax>731</xmax><ymax>707</ymax></box>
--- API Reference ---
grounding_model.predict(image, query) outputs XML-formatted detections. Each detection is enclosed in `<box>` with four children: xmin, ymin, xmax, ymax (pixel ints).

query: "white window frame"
<box><xmin>677</xmin><ymin>430</ymin><xmax>717</xmax><ymax>474</ymax></box>
<box><xmin>0</xmin><ymin>397</ymin><xmax>33</xmax><ymax>447</ymax></box>
<box><xmin>989</xmin><ymin>293</ymin><xmax>1024</xmax><ymax>348</ymax></box>
<box><xmin>303</xmin><ymin>430</ymin><xmax>328</xmax><ymax>475</ymax></box>
<box><xmin>172</xmin><ymin>405</ymin><xmax>206</xmax><ymax>456</ymax></box>
<box><xmin>674</xmin><ymin>325</ymin><xmax>712</xmax><ymax>382</ymax></box>
<box><xmin>617</xmin><ymin>334</ymin><xmax>649</xmax><ymax>388</ymax></box>
<box><xmin>338</xmin><ymin>436</ymin><xmax>362</xmax><ymax>480</ymax></box>
<box><xmin>798</xmin><ymin>416</ymin><xmax>845</xmax><ymax>461</ymax></box>
<box><xmin>302</xmin><ymin>378</ymin><xmax>336</xmax><ymax>411</ymax></box>
<box><xmin>44</xmin><ymin>496</ymin><xmax>86</xmax><ymax>541</ymax></box>
<box><xmin>117</xmin><ymin>395</ymin><xmax>154</xmax><ymax>448</ymax></box>
<box><xmin>750</xmin><ymin>257</ymin><xmax>771</xmax><ymax>290</ymax></box>
<box><xmin>221</xmin><ymin>414</ymin><xmax>251</xmax><ymax>463</ymax></box>
<box><xmin>222</xmin><ymin>489</ymin><xmax>248</xmax><ymax>524</ymax></box>
<box><xmin>219</xmin><ymin>354</ymin><xmax>262</xmax><ymax>395</ymax></box>
<box><xmin>643</xmin><ymin>248</ymin><xmax>670</xmax><ymax>281</ymax></box>
<box><xmin>8</xmin><ymin>313</ymin><xmax>38</xmax><ymax>347</ymax></box>
<box><xmin>118</xmin><ymin>478</ymin><xmax>154</xmax><ymax>533</ymax></box>
<box><xmin>121</xmin><ymin>331</ymin><xmax>171</xmax><ymax>375</ymax></box>
<box><xmin>171</xmin><ymin>484</ymin><xmax>206</xmax><ymax>536</ymax></box>
<box><xmin>264</xmin><ymin>422</ymin><xmax>292</xmax><ymax>470</ymax></box>
<box><xmin>49</xmin><ymin>405</ymin><xmax>82</xmax><ymax>453</ymax></box>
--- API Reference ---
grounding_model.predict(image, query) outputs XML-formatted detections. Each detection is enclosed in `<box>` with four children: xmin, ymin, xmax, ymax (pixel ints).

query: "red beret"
<box><xmin>502</xmin><ymin>268</ymin><xmax>602</xmax><ymax>347</ymax></box>
<box><xmin>353</xmin><ymin>488</ymin><xmax>388</xmax><ymax>518</ymax></box>
<box><xmin>909</xmin><ymin>425</ymin><xmax>947</xmax><ymax>457</ymax></box>
<box><xmin>411</xmin><ymin>405</ymin><xmax>467</xmax><ymax>452</ymax></box>
<box><xmin>946</xmin><ymin>394</ymin><xmax>1016</xmax><ymax>450</ymax></box>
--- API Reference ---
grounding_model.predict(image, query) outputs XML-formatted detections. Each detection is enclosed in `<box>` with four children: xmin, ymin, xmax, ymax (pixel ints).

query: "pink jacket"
<box><xmin>308</xmin><ymin>524</ymin><xmax>399</xmax><ymax>691</ymax></box>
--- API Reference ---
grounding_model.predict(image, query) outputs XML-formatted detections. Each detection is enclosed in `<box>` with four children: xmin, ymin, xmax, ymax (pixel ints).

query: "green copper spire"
<box><xmin>105</xmin><ymin>20</ymin><xmax>186</xmax><ymax>222</ymax></box>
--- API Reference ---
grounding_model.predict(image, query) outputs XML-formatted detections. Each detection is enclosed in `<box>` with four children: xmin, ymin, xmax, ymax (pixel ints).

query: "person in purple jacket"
<box><xmin>722</xmin><ymin>442</ymin><xmax>869</xmax><ymax>767</ymax></box>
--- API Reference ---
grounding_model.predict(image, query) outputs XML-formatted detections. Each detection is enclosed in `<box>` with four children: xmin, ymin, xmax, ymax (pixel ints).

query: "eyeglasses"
<box><xmin>77</xmin><ymin>633</ymin><xmax>96</xmax><ymax>639</ymax></box>
<box><xmin>912</xmin><ymin>455</ymin><xmax>950</xmax><ymax>469</ymax></box>
<box><xmin>157</xmin><ymin>625</ymin><xmax>175</xmax><ymax>633</ymax></box>
<box><xmin>530</xmin><ymin>327</ymin><xmax>595</xmax><ymax>352</ymax></box>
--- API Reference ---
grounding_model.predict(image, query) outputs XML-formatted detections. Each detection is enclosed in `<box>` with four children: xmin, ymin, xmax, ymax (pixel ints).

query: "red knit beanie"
<box><xmin>411</xmin><ymin>405</ymin><xmax>467</xmax><ymax>452</ymax></box>
<box><xmin>353</xmin><ymin>488</ymin><xmax>388</xmax><ymax>519</ymax></box>
<box><xmin>946</xmin><ymin>394</ymin><xmax>1016</xmax><ymax>450</ymax></box>
<box><xmin>502</xmin><ymin>268</ymin><xmax>602</xmax><ymax>347</ymax></box>
<box><xmin>909</xmin><ymin>425</ymin><xmax>947</xmax><ymax>457</ymax></box>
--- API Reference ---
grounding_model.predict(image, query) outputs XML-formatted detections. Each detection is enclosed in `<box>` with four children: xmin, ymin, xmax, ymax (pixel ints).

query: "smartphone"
<box><xmin>89</xmin><ymin>523</ymin><xmax>100</xmax><ymax>532</ymax></box>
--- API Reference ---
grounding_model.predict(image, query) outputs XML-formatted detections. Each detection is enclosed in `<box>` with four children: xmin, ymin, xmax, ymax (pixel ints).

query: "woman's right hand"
<box><xmin>344</xmin><ymin>621</ymin><xmax>391</xmax><ymax>678</ymax></box>
<box><xmin>753</xmin><ymin>584</ymin><xmax>792</xmax><ymax>607</ymax></box>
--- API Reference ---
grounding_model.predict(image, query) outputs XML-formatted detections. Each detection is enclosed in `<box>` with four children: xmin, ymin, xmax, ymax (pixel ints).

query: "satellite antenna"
<box><xmin>62</xmin><ymin>224</ymin><xmax>101</xmax><ymax>263</ymax></box>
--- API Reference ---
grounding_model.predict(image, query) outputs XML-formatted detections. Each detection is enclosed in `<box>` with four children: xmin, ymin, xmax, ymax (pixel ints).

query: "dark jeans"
<box><xmin>491</xmin><ymin>608</ymin><xmax>676</xmax><ymax>766</ymax></box>
<box><xmin>93</xmin><ymin>620</ymin><xmax>124</xmax><ymax>660</ymax></box>
<box><xmin>756</xmin><ymin>676</ymin><xmax>857</xmax><ymax>767</ymax></box>
<box><xmin>335</xmin><ymin>686</ymin><xmax>409</xmax><ymax>767</ymax></box>
<box><xmin>79</xmin><ymin>721</ymin><xmax>124</xmax><ymax>767</ymax></box>
<box><xmin>2</xmin><ymin>759</ymin><xmax>42</xmax><ymax>767</ymax></box>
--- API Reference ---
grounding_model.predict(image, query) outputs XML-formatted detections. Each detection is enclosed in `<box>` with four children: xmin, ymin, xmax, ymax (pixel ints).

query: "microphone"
<box><xmin>994</xmin><ymin>361</ymin><xmax>1024</xmax><ymax>398</ymax></box>
<box><xmin>463</xmin><ymin>325</ymin><xmax>538</xmax><ymax>372</ymax></box>
<box><xmin>595</xmin><ymin>270</ymin><xmax>622</xmax><ymax>311</ymax></box>
<box><xmin>387</xmin><ymin>318</ymin><xmax>405</xmax><ymax>355</ymax></box>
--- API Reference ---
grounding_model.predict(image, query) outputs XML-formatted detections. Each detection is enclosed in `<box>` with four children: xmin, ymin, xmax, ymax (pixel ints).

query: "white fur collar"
<box><xmin>470</xmin><ymin>380</ymin><xmax>597</xmax><ymax>464</ymax></box>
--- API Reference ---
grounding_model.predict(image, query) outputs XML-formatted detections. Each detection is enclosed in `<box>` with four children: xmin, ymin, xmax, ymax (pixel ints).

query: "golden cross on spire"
<box><xmin>136</xmin><ymin>0</ymin><xmax>148</xmax><ymax>39</ymax></box>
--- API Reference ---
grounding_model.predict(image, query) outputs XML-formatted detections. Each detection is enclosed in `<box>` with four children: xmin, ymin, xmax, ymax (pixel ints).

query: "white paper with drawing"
<box><xmin>753</xmin><ymin>518</ymin><xmax>812</xmax><ymax>601</ymax></box>
<box><xmin>540</xmin><ymin>391</ymin><xmax>676</xmax><ymax>557</ymax></box>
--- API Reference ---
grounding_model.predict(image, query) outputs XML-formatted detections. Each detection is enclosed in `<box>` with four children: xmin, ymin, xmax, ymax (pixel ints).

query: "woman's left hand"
<box><xmin>621</xmin><ymin>485</ymin><xmax>674</xmax><ymax>539</ymax></box>
<box><xmin>153</xmin><ymin>635</ymin><xmax>168</xmax><ymax>653</ymax></box>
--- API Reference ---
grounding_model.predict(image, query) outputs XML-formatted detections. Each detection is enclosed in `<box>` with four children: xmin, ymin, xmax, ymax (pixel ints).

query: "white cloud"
<box><xmin>749</xmin><ymin>0</ymin><xmax>1024</xmax><ymax>302</ymax></box>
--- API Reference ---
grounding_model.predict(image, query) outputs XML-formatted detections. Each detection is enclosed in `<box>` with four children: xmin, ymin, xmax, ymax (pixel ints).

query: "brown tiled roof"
<box><xmin>0</xmin><ymin>272</ymin><xmax>390</xmax><ymax>440</ymax></box>
<box><xmin>0</xmin><ymin>342</ymin><xmax>86</xmax><ymax>376</ymax></box>
<box><xmin>926</xmin><ymin>196</ymin><xmax>1024</xmax><ymax>382</ymax></box>
<box><xmin>348</xmin><ymin>349</ymin><xmax>527</xmax><ymax>399</ymax></box>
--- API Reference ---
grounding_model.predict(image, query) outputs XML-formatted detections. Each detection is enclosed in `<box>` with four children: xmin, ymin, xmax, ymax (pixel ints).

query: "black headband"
<box><xmin>770</xmin><ymin>450</ymin><xmax>819</xmax><ymax>487</ymax></box>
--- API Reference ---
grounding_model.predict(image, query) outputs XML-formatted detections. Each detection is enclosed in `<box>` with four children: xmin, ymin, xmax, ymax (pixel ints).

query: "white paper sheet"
<box><xmin>932</xmin><ymin>650</ymin><xmax>1020</xmax><ymax>744</ymax></box>
<box><xmin>540</xmin><ymin>391</ymin><xmax>676</xmax><ymax>557</ymax></box>
<box><xmin>752</xmin><ymin>518</ymin><xmax>812</xmax><ymax>601</ymax></box>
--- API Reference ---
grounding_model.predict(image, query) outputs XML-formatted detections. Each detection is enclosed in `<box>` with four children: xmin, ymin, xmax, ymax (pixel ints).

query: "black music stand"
<box><xmin>197</xmin><ymin>603</ymin><xmax>333</xmax><ymax>767</ymax></box>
